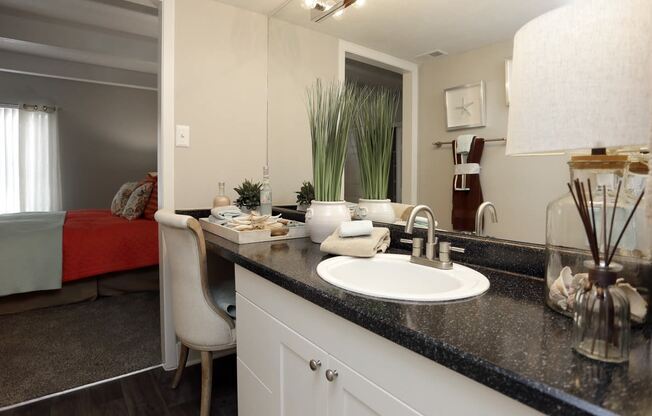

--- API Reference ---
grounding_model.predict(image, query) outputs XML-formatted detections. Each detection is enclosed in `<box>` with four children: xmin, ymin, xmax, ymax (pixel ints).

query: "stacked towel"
<box><xmin>320</xmin><ymin>227</ymin><xmax>390</xmax><ymax>258</ymax></box>
<box><xmin>211</xmin><ymin>205</ymin><xmax>244</xmax><ymax>221</ymax></box>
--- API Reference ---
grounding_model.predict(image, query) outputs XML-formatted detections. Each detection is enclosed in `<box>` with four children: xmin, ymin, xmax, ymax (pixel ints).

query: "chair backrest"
<box><xmin>155</xmin><ymin>210</ymin><xmax>234</xmax><ymax>349</ymax></box>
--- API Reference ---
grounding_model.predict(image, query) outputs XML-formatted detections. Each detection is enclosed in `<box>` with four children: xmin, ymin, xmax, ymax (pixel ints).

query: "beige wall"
<box><xmin>174</xmin><ymin>0</ymin><xmax>267</xmax><ymax>209</ymax></box>
<box><xmin>418</xmin><ymin>40</ymin><xmax>568</xmax><ymax>244</ymax></box>
<box><xmin>268</xmin><ymin>19</ymin><xmax>339</xmax><ymax>205</ymax></box>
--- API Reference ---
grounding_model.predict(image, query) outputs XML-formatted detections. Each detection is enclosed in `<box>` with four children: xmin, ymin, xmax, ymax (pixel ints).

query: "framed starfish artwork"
<box><xmin>444</xmin><ymin>81</ymin><xmax>486</xmax><ymax>131</ymax></box>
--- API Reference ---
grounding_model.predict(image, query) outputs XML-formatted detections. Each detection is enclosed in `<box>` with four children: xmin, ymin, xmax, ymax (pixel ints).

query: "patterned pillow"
<box><xmin>111</xmin><ymin>182</ymin><xmax>139</xmax><ymax>215</ymax></box>
<box><xmin>121</xmin><ymin>182</ymin><xmax>154</xmax><ymax>220</ymax></box>
<box><xmin>142</xmin><ymin>173</ymin><xmax>158</xmax><ymax>220</ymax></box>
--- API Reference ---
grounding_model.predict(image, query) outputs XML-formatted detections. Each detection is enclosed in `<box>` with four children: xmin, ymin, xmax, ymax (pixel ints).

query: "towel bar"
<box><xmin>432</xmin><ymin>138</ymin><xmax>506</xmax><ymax>148</ymax></box>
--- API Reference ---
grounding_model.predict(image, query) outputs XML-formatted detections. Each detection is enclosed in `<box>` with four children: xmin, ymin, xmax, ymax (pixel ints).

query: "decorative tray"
<box><xmin>199</xmin><ymin>217</ymin><xmax>309</xmax><ymax>244</ymax></box>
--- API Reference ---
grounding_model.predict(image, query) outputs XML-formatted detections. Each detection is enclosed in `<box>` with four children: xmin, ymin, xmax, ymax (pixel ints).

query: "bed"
<box><xmin>63</xmin><ymin>209</ymin><xmax>158</xmax><ymax>281</ymax></box>
<box><xmin>0</xmin><ymin>209</ymin><xmax>159</xmax><ymax>315</ymax></box>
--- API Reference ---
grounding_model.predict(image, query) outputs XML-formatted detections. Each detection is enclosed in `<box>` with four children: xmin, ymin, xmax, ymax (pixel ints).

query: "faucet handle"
<box><xmin>439</xmin><ymin>242</ymin><xmax>451</xmax><ymax>263</ymax></box>
<box><xmin>411</xmin><ymin>238</ymin><xmax>424</xmax><ymax>257</ymax></box>
<box><xmin>400</xmin><ymin>238</ymin><xmax>424</xmax><ymax>258</ymax></box>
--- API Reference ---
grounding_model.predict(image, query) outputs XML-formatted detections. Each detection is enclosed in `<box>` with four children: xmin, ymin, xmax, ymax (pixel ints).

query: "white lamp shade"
<box><xmin>506</xmin><ymin>0</ymin><xmax>652</xmax><ymax>155</ymax></box>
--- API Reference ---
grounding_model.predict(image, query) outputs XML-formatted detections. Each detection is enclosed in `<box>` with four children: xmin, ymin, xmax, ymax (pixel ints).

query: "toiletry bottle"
<box><xmin>213</xmin><ymin>182</ymin><xmax>231</xmax><ymax>208</ymax></box>
<box><xmin>260</xmin><ymin>166</ymin><xmax>272</xmax><ymax>216</ymax></box>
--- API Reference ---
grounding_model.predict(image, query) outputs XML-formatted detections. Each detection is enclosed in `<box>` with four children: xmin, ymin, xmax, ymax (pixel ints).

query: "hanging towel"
<box><xmin>452</xmin><ymin>137</ymin><xmax>485</xmax><ymax>232</ymax></box>
<box><xmin>320</xmin><ymin>227</ymin><xmax>390</xmax><ymax>258</ymax></box>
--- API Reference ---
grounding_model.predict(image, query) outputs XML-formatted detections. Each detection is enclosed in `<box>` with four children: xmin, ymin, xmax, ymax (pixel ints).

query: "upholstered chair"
<box><xmin>155</xmin><ymin>210</ymin><xmax>236</xmax><ymax>416</ymax></box>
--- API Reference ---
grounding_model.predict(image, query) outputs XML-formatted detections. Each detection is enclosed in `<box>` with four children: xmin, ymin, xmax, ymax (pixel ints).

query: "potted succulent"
<box><xmin>295</xmin><ymin>181</ymin><xmax>314</xmax><ymax>212</ymax></box>
<box><xmin>305</xmin><ymin>80</ymin><xmax>359</xmax><ymax>243</ymax></box>
<box><xmin>353</xmin><ymin>86</ymin><xmax>400</xmax><ymax>224</ymax></box>
<box><xmin>234</xmin><ymin>179</ymin><xmax>262</xmax><ymax>213</ymax></box>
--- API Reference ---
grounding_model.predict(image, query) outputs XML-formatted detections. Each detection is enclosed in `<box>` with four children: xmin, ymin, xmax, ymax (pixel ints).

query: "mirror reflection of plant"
<box><xmin>306</xmin><ymin>80</ymin><xmax>360</xmax><ymax>201</ymax></box>
<box><xmin>295</xmin><ymin>181</ymin><xmax>315</xmax><ymax>205</ymax></box>
<box><xmin>234</xmin><ymin>179</ymin><xmax>262</xmax><ymax>210</ymax></box>
<box><xmin>354</xmin><ymin>86</ymin><xmax>400</xmax><ymax>200</ymax></box>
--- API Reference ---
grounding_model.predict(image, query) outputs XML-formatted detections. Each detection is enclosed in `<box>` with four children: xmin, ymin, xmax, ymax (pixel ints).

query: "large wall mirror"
<box><xmin>260</xmin><ymin>0</ymin><xmax>649</xmax><ymax>246</ymax></box>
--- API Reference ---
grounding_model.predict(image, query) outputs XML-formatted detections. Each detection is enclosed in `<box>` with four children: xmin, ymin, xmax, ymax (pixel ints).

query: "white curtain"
<box><xmin>0</xmin><ymin>107</ymin><xmax>61</xmax><ymax>214</ymax></box>
<box><xmin>0</xmin><ymin>107</ymin><xmax>20</xmax><ymax>213</ymax></box>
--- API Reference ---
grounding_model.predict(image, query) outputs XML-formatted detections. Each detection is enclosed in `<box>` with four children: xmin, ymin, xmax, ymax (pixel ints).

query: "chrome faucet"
<box><xmin>404</xmin><ymin>205</ymin><xmax>453</xmax><ymax>270</ymax></box>
<box><xmin>475</xmin><ymin>202</ymin><xmax>498</xmax><ymax>237</ymax></box>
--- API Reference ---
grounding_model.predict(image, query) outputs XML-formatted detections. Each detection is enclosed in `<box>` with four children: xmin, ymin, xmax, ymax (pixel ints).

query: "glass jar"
<box><xmin>213</xmin><ymin>182</ymin><xmax>231</xmax><ymax>208</ymax></box>
<box><xmin>544</xmin><ymin>155</ymin><xmax>651</xmax><ymax>323</ymax></box>
<box><xmin>572</xmin><ymin>262</ymin><xmax>630</xmax><ymax>363</ymax></box>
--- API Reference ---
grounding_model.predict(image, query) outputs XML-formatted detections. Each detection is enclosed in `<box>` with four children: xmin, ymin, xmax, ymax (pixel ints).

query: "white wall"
<box><xmin>0</xmin><ymin>71</ymin><xmax>157</xmax><ymax>210</ymax></box>
<box><xmin>174</xmin><ymin>0</ymin><xmax>267</xmax><ymax>209</ymax></box>
<box><xmin>268</xmin><ymin>19</ymin><xmax>339</xmax><ymax>205</ymax></box>
<box><xmin>418</xmin><ymin>40</ymin><xmax>568</xmax><ymax>244</ymax></box>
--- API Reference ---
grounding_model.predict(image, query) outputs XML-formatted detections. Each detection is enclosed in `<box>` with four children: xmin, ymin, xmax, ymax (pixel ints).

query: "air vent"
<box><xmin>428</xmin><ymin>49</ymin><xmax>448</xmax><ymax>58</ymax></box>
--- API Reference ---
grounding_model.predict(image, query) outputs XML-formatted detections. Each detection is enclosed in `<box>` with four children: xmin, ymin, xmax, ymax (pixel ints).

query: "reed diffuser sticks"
<box><xmin>566</xmin><ymin>179</ymin><xmax>644</xmax><ymax>267</ymax></box>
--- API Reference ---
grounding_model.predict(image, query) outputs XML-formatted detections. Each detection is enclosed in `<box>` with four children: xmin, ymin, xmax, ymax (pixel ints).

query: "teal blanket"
<box><xmin>0</xmin><ymin>212</ymin><xmax>66</xmax><ymax>297</ymax></box>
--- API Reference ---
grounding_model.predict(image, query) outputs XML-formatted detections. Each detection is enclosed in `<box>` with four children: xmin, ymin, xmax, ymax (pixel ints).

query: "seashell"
<box><xmin>616</xmin><ymin>279</ymin><xmax>648</xmax><ymax>323</ymax></box>
<box><xmin>552</xmin><ymin>267</ymin><xmax>572</xmax><ymax>298</ymax></box>
<box><xmin>549</xmin><ymin>283</ymin><xmax>568</xmax><ymax>310</ymax></box>
<box><xmin>270</xmin><ymin>226</ymin><xmax>289</xmax><ymax>236</ymax></box>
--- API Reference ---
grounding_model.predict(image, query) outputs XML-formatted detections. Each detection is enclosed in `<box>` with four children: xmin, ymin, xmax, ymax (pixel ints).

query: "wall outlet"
<box><xmin>176</xmin><ymin>125</ymin><xmax>190</xmax><ymax>147</ymax></box>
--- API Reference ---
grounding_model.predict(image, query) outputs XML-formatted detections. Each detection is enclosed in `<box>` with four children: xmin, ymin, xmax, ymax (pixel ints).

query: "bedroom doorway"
<box><xmin>0</xmin><ymin>0</ymin><xmax>163</xmax><ymax>410</ymax></box>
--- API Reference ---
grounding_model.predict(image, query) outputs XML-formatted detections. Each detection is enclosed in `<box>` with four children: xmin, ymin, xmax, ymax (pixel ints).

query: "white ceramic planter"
<box><xmin>305</xmin><ymin>200</ymin><xmax>351</xmax><ymax>243</ymax></box>
<box><xmin>355</xmin><ymin>199</ymin><xmax>396</xmax><ymax>224</ymax></box>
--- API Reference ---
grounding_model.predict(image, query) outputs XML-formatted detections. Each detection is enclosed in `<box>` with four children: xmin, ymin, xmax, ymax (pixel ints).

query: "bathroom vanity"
<box><xmin>204</xmin><ymin>228</ymin><xmax>652</xmax><ymax>416</ymax></box>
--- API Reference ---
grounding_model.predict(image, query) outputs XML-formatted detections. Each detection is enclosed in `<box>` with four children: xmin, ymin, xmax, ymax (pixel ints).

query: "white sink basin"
<box><xmin>317</xmin><ymin>254</ymin><xmax>489</xmax><ymax>302</ymax></box>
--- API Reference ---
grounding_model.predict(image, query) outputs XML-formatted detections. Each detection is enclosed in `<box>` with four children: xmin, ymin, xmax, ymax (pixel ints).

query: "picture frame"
<box><xmin>505</xmin><ymin>58</ymin><xmax>513</xmax><ymax>106</ymax></box>
<box><xmin>444</xmin><ymin>81</ymin><xmax>486</xmax><ymax>131</ymax></box>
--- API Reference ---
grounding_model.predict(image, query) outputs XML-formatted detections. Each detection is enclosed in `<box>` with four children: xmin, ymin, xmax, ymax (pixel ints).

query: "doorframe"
<box><xmin>156</xmin><ymin>0</ymin><xmax>178</xmax><ymax>371</ymax></box>
<box><xmin>338</xmin><ymin>40</ymin><xmax>419</xmax><ymax>204</ymax></box>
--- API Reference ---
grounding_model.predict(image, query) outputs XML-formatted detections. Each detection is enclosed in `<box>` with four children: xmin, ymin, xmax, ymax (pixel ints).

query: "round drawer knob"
<box><xmin>325</xmin><ymin>369</ymin><xmax>338</xmax><ymax>382</ymax></box>
<box><xmin>309</xmin><ymin>359</ymin><xmax>321</xmax><ymax>371</ymax></box>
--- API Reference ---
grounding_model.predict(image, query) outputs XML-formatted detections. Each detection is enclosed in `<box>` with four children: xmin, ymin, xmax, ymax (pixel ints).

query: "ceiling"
<box><xmin>216</xmin><ymin>0</ymin><xmax>572</xmax><ymax>60</ymax></box>
<box><xmin>0</xmin><ymin>0</ymin><xmax>158</xmax><ymax>88</ymax></box>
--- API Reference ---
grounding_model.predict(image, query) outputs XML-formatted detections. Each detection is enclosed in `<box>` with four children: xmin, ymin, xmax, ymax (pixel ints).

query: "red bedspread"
<box><xmin>62</xmin><ymin>210</ymin><xmax>159</xmax><ymax>282</ymax></box>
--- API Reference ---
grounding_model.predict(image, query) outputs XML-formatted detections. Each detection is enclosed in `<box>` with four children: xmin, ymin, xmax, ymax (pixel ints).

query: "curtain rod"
<box><xmin>22</xmin><ymin>104</ymin><xmax>57</xmax><ymax>113</ymax></box>
<box><xmin>432</xmin><ymin>137</ymin><xmax>506</xmax><ymax>148</ymax></box>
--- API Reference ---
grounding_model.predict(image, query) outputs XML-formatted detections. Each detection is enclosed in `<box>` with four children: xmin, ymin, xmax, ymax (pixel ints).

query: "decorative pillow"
<box><xmin>142</xmin><ymin>173</ymin><xmax>158</xmax><ymax>220</ymax></box>
<box><xmin>111</xmin><ymin>182</ymin><xmax>139</xmax><ymax>215</ymax></box>
<box><xmin>143</xmin><ymin>180</ymin><xmax>158</xmax><ymax>220</ymax></box>
<box><xmin>121</xmin><ymin>182</ymin><xmax>154</xmax><ymax>220</ymax></box>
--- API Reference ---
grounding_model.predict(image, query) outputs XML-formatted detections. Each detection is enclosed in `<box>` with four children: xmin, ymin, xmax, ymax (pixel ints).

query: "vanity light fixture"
<box><xmin>307</xmin><ymin>0</ymin><xmax>362</xmax><ymax>22</ymax></box>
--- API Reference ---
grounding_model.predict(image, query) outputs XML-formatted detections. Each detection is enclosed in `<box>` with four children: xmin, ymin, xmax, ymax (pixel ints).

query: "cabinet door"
<box><xmin>326</xmin><ymin>356</ymin><xmax>424</xmax><ymax>416</ymax></box>
<box><xmin>276</xmin><ymin>319</ymin><xmax>329</xmax><ymax>416</ymax></box>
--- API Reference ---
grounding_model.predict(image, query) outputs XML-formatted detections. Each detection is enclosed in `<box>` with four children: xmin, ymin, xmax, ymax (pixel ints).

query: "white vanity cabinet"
<box><xmin>235</xmin><ymin>265</ymin><xmax>542</xmax><ymax>416</ymax></box>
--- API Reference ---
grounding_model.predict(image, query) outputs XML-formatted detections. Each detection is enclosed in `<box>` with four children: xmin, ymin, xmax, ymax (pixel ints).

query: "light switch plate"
<box><xmin>176</xmin><ymin>125</ymin><xmax>190</xmax><ymax>147</ymax></box>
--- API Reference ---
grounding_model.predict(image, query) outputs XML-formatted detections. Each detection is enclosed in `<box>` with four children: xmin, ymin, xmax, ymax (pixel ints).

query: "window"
<box><xmin>0</xmin><ymin>105</ymin><xmax>61</xmax><ymax>214</ymax></box>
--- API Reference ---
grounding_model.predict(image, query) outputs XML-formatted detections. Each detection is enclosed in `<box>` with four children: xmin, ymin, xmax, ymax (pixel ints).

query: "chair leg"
<box><xmin>171</xmin><ymin>343</ymin><xmax>190</xmax><ymax>389</ymax></box>
<box><xmin>200</xmin><ymin>351</ymin><xmax>214</xmax><ymax>416</ymax></box>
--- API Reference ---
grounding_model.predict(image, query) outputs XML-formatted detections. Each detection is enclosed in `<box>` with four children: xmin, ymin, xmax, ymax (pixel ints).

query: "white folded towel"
<box><xmin>338</xmin><ymin>220</ymin><xmax>373</xmax><ymax>238</ymax></box>
<box><xmin>211</xmin><ymin>205</ymin><xmax>244</xmax><ymax>221</ymax></box>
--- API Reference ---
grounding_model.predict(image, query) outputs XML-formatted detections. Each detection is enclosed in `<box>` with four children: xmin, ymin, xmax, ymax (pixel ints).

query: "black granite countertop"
<box><xmin>203</xmin><ymin>233</ymin><xmax>652</xmax><ymax>416</ymax></box>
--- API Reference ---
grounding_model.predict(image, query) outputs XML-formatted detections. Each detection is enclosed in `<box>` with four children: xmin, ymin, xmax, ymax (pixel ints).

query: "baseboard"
<box><xmin>0</xmin><ymin>364</ymin><xmax>162</xmax><ymax>412</ymax></box>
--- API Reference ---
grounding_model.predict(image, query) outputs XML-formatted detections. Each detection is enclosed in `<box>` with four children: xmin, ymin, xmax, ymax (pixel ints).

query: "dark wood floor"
<box><xmin>0</xmin><ymin>355</ymin><xmax>237</xmax><ymax>416</ymax></box>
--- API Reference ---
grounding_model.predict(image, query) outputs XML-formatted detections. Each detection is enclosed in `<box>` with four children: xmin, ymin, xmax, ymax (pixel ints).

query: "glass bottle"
<box><xmin>572</xmin><ymin>261</ymin><xmax>630</xmax><ymax>363</ymax></box>
<box><xmin>544</xmin><ymin>155</ymin><xmax>650</xmax><ymax>322</ymax></box>
<box><xmin>213</xmin><ymin>182</ymin><xmax>231</xmax><ymax>208</ymax></box>
<box><xmin>259</xmin><ymin>166</ymin><xmax>272</xmax><ymax>216</ymax></box>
